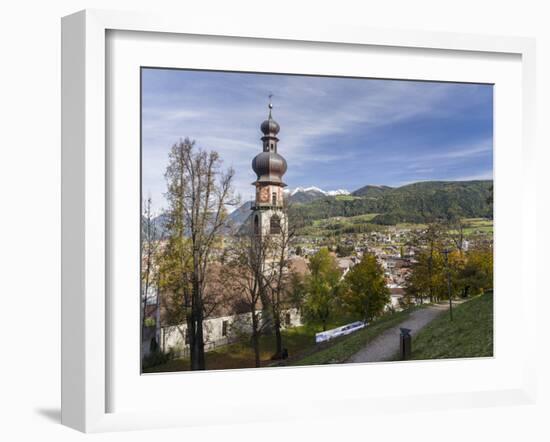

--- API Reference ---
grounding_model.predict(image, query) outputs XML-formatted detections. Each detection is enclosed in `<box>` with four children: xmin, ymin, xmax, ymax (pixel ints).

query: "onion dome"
<box><xmin>252</xmin><ymin>151</ymin><xmax>287</xmax><ymax>184</ymax></box>
<box><xmin>260</xmin><ymin>103</ymin><xmax>280</xmax><ymax>136</ymax></box>
<box><xmin>252</xmin><ymin>98</ymin><xmax>287</xmax><ymax>186</ymax></box>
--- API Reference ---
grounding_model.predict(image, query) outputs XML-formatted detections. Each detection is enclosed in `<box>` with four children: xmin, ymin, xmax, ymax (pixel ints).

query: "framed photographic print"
<box><xmin>139</xmin><ymin>68</ymin><xmax>494</xmax><ymax>373</ymax></box>
<box><xmin>61</xmin><ymin>9</ymin><xmax>537</xmax><ymax>433</ymax></box>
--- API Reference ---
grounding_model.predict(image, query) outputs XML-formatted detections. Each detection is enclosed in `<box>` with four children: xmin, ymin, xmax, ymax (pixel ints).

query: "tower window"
<box><xmin>270</xmin><ymin>214</ymin><xmax>281</xmax><ymax>234</ymax></box>
<box><xmin>254</xmin><ymin>214</ymin><xmax>259</xmax><ymax>235</ymax></box>
<box><xmin>272</xmin><ymin>192</ymin><xmax>277</xmax><ymax>206</ymax></box>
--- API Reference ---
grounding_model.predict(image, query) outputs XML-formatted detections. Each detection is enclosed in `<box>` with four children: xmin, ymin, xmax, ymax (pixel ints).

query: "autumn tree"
<box><xmin>303</xmin><ymin>248</ymin><xmax>341</xmax><ymax>331</ymax></box>
<box><xmin>156</xmin><ymin>226</ymin><xmax>192</xmax><ymax>349</ymax></box>
<box><xmin>141</xmin><ymin>196</ymin><xmax>159</xmax><ymax>350</ymax></box>
<box><xmin>342</xmin><ymin>254</ymin><xmax>390</xmax><ymax>322</ymax></box>
<box><xmin>405</xmin><ymin>248</ymin><xmax>444</xmax><ymax>304</ymax></box>
<box><xmin>447</xmin><ymin>218</ymin><xmax>467</xmax><ymax>254</ymax></box>
<box><xmin>405</xmin><ymin>222</ymin><xmax>447</xmax><ymax>303</ymax></box>
<box><xmin>163</xmin><ymin>138</ymin><xmax>235</xmax><ymax>370</ymax></box>
<box><xmin>262</xmin><ymin>198</ymin><xmax>300</xmax><ymax>359</ymax></box>
<box><xmin>224</xmin><ymin>233</ymin><xmax>272</xmax><ymax>367</ymax></box>
<box><xmin>287</xmin><ymin>270</ymin><xmax>306</xmax><ymax>313</ymax></box>
<box><xmin>457</xmin><ymin>244</ymin><xmax>493</xmax><ymax>296</ymax></box>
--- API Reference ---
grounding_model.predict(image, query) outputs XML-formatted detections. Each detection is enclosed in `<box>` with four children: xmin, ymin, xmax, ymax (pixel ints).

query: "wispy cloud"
<box><xmin>142</xmin><ymin>69</ymin><xmax>493</xmax><ymax>211</ymax></box>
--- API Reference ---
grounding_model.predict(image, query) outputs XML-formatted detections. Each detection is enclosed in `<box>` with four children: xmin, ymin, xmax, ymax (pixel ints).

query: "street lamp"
<box><xmin>442</xmin><ymin>248</ymin><xmax>453</xmax><ymax>321</ymax></box>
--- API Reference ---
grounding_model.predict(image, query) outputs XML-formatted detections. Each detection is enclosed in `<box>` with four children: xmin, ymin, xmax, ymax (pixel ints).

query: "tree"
<box><xmin>141</xmin><ymin>196</ymin><xmax>159</xmax><ymax>349</ymax></box>
<box><xmin>163</xmin><ymin>138</ymin><xmax>236</xmax><ymax>370</ymax></box>
<box><xmin>224</xmin><ymin>234</ymin><xmax>272</xmax><ymax>367</ymax></box>
<box><xmin>336</xmin><ymin>243</ymin><xmax>354</xmax><ymax>257</ymax></box>
<box><xmin>405</xmin><ymin>253</ymin><xmax>442</xmax><ymax>305</ymax></box>
<box><xmin>405</xmin><ymin>221</ymin><xmax>470</xmax><ymax>304</ymax></box>
<box><xmin>287</xmin><ymin>270</ymin><xmax>306</xmax><ymax>312</ymax></box>
<box><xmin>341</xmin><ymin>254</ymin><xmax>390</xmax><ymax>322</ymax></box>
<box><xmin>156</xmin><ymin>222</ymin><xmax>192</xmax><ymax>350</ymax></box>
<box><xmin>487</xmin><ymin>184</ymin><xmax>494</xmax><ymax>219</ymax></box>
<box><xmin>457</xmin><ymin>245</ymin><xmax>493</xmax><ymax>296</ymax></box>
<box><xmin>406</xmin><ymin>222</ymin><xmax>446</xmax><ymax>303</ymax></box>
<box><xmin>447</xmin><ymin>218</ymin><xmax>467</xmax><ymax>254</ymax></box>
<box><xmin>303</xmin><ymin>248</ymin><xmax>341</xmax><ymax>331</ymax></box>
<box><xmin>262</xmin><ymin>200</ymin><xmax>299</xmax><ymax>359</ymax></box>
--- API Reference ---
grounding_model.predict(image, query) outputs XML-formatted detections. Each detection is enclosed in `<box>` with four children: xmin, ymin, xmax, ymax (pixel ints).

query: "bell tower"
<box><xmin>251</xmin><ymin>97</ymin><xmax>288</xmax><ymax>240</ymax></box>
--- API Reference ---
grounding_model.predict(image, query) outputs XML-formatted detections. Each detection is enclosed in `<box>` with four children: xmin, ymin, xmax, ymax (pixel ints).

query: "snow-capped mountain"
<box><xmin>325</xmin><ymin>189</ymin><xmax>352</xmax><ymax>196</ymax></box>
<box><xmin>283</xmin><ymin>186</ymin><xmax>350</xmax><ymax>204</ymax></box>
<box><xmin>282</xmin><ymin>186</ymin><xmax>348</xmax><ymax>204</ymax></box>
<box><xmin>286</xmin><ymin>186</ymin><xmax>351</xmax><ymax>196</ymax></box>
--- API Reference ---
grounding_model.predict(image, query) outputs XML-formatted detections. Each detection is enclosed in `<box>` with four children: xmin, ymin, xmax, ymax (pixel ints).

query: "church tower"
<box><xmin>251</xmin><ymin>99</ymin><xmax>288</xmax><ymax>242</ymax></box>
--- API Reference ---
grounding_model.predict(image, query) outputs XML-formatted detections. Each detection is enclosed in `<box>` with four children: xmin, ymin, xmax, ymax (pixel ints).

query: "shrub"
<box><xmin>142</xmin><ymin>347</ymin><xmax>174</xmax><ymax>370</ymax></box>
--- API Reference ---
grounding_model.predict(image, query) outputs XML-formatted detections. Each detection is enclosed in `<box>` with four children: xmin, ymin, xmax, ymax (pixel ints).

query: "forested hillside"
<box><xmin>289</xmin><ymin>180</ymin><xmax>493</xmax><ymax>225</ymax></box>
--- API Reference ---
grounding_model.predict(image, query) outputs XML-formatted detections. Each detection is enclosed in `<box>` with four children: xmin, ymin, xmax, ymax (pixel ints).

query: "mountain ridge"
<box><xmin>151</xmin><ymin>179</ymin><xmax>493</xmax><ymax>234</ymax></box>
<box><xmin>291</xmin><ymin>179</ymin><xmax>493</xmax><ymax>225</ymax></box>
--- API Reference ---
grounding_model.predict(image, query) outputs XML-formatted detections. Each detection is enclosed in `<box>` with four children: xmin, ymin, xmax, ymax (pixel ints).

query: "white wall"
<box><xmin>160</xmin><ymin>308</ymin><xmax>302</xmax><ymax>357</ymax></box>
<box><xmin>0</xmin><ymin>1</ymin><xmax>548</xmax><ymax>441</ymax></box>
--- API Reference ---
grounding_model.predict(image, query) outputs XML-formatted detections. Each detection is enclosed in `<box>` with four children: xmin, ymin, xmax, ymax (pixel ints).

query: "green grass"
<box><xmin>288</xmin><ymin>306</ymin><xmax>423</xmax><ymax>366</ymax></box>
<box><xmin>408</xmin><ymin>292</ymin><xmax>493</xmax><ymax>360</ymax></box>
<box><xmin>454</xmin><ymin>218</ymin><xmax>493</xmax><ymax>236</ymax></box>
<box><xmin>395</xmin><ymin>222</ymin><xmax>427</xmax><ymax>230</ymax></box>
<box><xmin>298</xmin><ymin>213</ymin><xmax>381</xmax><ymax>236</ymax></box>
<box><xmin>334</xmin><ymin>195</ymin><xmax>362</xmax><ymax>201</ymax></box>
<box><xmin>298</xmin><ymin>215</ymin><xmax>493</xmax><ymax>239</ymax></box>
<box><xmin>309</xmin><ymin>213</ymin><xmax>379</xmax><ymax>227</ymax></box>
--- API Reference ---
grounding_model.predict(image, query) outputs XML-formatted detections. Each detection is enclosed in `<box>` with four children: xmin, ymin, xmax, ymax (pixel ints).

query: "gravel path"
<box><xmin>347</xmin><ymin>303</ymin><xmax>452</xmax><ymax>363</ymax></box>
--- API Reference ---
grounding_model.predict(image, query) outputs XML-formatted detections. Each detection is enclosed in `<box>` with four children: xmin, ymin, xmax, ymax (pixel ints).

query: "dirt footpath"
<box><xmin>347</xmin><ymin>303</ymin><xmax>452</xmax><ymax>363</ymax></box>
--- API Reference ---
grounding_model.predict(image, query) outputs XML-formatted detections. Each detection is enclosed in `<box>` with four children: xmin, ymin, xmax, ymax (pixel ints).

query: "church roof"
<box><xmin>251</xmin><ymin>151</ymin><xmax>287</xmax><ymax>184</ymax></box>
<box><xmin>252</xmin><ymin>100</ymin><xmax>287</xmax><ymax>185</ymax></box>
<box><xmin>260</xmin><ymin>105</ymin><xmax>280</xmax><ymax>136</ymax></box>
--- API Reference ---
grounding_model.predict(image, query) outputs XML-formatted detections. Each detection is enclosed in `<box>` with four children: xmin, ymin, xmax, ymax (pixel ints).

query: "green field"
<box><xmin>461</xmin><ymin>218</ymin><xmax>493</xmax><ymax>236</ymax></box>
<box><xmin>310</xmin><ymin>213</ymin><xmax>380</xmax><ymax>228</ymax></box>
<box><xmin>298</xmin><ymin>214</ymin><xmax>492</xmax><ymax>239</ymax></box>
<box><xmin>298</xmin><ymin>213</ymin><xmax>381</xmax><ymax>236</ymax></box>
<box><xmin>334</xmin><ymin>195</ymin><xmax>362</xmax><ymax>201</ymax></box>
<box><xmin>395</xmin><ymin>222</ymin><xmax>427</xmax><ymax>230</ymax></box>
<box><xmin>408</xmin><ymin>292</ymin><xmax>493</xmax><ymax>360</ymax></box>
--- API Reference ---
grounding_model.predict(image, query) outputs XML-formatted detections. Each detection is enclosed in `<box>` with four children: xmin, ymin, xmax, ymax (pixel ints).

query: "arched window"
<box><xmin>270</xmin><ymin>214</ymin><xmax>281</xmax><ymax>234</ymax></box>
<box><xmin>272</xmin><ymin>192</ymin><xmax>277</xmax><ymax>206</ymax></box>
<box><xmin>254</xmin><ymin>214</ymin><xmax>259</xmax><ymax>235</ymax></box>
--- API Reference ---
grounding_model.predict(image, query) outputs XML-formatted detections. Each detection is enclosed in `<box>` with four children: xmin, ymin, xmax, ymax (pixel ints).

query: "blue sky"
<box><xmin>142</xmin><ymin>68</ymin><xmax>493</xmax><ymax>213</ymax></box>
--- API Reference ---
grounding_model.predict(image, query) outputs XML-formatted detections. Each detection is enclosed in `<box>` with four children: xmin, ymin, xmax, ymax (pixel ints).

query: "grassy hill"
<box><xmin>409</xmin><ymin>292</ymin><xmax>493</xmax><ymax>360</ymax></box>
<box><xmin>288</xmin><ymin>306</ymin><xmax>423</xmax><ymax>366</ymax></box>
<box><xmin>352</xmin><ymin>184</ymin><xmax>393</xmax><ymax>198</ymax></box>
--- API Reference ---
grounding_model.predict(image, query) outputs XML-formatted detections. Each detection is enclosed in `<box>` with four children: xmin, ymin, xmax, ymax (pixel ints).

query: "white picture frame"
<box><xmin>61</xmin><ymin>9</ymin><xmax>537</xmax><ymax>433</ymax></box>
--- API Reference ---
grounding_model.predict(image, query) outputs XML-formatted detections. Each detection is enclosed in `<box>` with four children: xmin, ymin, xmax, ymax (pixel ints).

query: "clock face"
<box><xmin>259</xmin><ymin>186</ymin><xmax>270</xmax><ymax>202</ymax></box>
